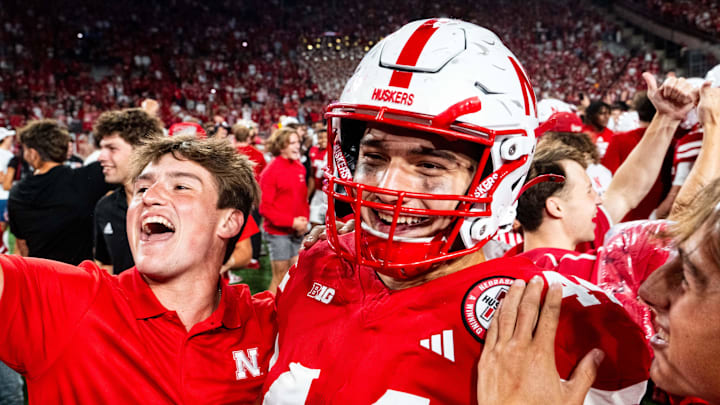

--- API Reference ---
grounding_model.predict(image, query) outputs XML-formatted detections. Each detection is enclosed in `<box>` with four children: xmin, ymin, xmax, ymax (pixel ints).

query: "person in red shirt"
<box><xmin>0</xmin><ymin>136</ymin><xmax>276</xmax><ymax>404</ymax></box>
<box><xmin>582</xmin><ymin>100</ymin><xmax>614</xmax><ymax>158</ymax></box>
<box><xmin>515</xmin><ymin>74</ymin><xmax>694</xmax><ymax>264</ymax></box>
<box><xmin>477</xmin><ymin>178</ymin><xmax>720</xmax><ymax>405</ymax></box>
<box><xmin>259</xmin><ymin>127</ymin><xmax>309</xmax><ymax>294</ymax></box>
<box><xmin>602</xmin><ymin>91</ymin><xmax>672</xmax><ymax>221</ymax></box>
<box><xmin>231</xmin><ymin>122</ymin><xmax>267</xmax><ymax>265</ymax></box>
<box><xmin>231</xmin><ymin>123</ymin><xmax>266</xmax><ymax>180</ymax></box>
<box><xmin>262</xmin><ymin>19</ymin><xmax>650</xmax><ymax>404</ymax></box>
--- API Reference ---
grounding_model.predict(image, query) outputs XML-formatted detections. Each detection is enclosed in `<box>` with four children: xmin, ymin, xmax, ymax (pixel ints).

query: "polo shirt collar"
<box><xmin>120</xmin><ymin>268</ymin><xmax>251</xmax><ymax>329</ymax></box>
<box><xmin>215</xmin><ymin>280</ymin><xmax>252</xmax><ymax>329</ymax></box>
<box><xmin>120</xmin><ymin>268</ymin><xmax>169</xmax><ymax>319</ymax></box>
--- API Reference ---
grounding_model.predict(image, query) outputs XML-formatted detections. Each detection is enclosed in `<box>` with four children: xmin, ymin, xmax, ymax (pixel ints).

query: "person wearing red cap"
<box><xmin>168</xmin><ymin>121</ymin><xmax>207</xmax><ymax>138</ymax></box>
<box><xmin>543</xmin><ymin>111</ymin><xmax>613</xmax><ymax>196</ymax></box>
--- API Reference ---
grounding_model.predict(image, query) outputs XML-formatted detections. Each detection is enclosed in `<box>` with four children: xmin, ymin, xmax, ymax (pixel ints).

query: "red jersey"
<box><xmin>672</xmin><ymin>129</ymin><xmax>703</xmax><ymax>186</ymax></box>
<box><xmin>507</xmin><ymin>206</ymin><xmax>612</xmax><ymax>257</ymax></box>
<box><xmin>583</xmin><ymin>125</ymin><xmax>614</xmax><ymax>158</ymax></box>
<box><xmin>262</xmin><ymin>233</ymin><xmax>651</xmax><ymax>404</ymax></box>
<box><xmin>308</xmin><ymin>145</ymin><xmax>327</xmax><ymax>184</ymax></box>
<box><xmin>0</xmin><ymin>256</ymin><xmax>276</xmax><ymax>404</ymax></box>
<box><xmin>259</xmin><ymin>157</ymin><xmax>309</xmax><ymax>235</ymax></box>
<box><xmin>237</xmin><ymin>144</ymin><xmax>267</xmax><ymax>180</ymax></box>
<box><xmin>515</xmin><ymin>206</ymin><xmax>611</xmax><ymax>282</ymax></box>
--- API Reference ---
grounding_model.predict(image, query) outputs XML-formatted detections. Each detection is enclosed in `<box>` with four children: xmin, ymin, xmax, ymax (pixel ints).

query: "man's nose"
<box><xmin>141</xmin><ymin>183</ymin><xmax>168</xmax><ymax>206</ymax></box>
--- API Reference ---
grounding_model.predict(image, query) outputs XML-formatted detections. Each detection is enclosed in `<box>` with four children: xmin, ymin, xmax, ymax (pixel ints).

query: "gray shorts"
<box><xmin>264</xmin><ymin>231</ymin><xmax>303</xmax><ymax>261</ymax></box>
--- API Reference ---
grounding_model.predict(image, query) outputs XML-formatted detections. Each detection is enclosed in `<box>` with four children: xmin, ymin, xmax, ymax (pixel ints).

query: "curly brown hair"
<box><xmin>94</xmin><ymin>108</ymin><xmax>163</xmax><ymax>147</ymax></box>
<box><xmin>18</xmin><ymin>119</ymin><xmax>71</xmax><ymax>163</ymax></box>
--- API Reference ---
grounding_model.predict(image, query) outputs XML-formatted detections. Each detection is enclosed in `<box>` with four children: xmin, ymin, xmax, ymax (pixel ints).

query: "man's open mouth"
<box><xmin>141</xmin><ymin>216</ymin><xmax>176</xmax><ymax>240</ymax></box>
<box><xmin>373</xmin><ymin>209</ymin><xmax>431</xmax><ymax>227</ymax></box>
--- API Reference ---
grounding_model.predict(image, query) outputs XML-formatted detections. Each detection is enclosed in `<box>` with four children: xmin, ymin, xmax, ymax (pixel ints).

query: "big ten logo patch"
<box><xmin>307</xmin><ymin>282</ymin><xmax>336</xmax><ymax>304</ymax></box>
<box><xmin>461</xmin><ymin>277</ymin><xmax>514</xmax><ymax>342</ymax></box>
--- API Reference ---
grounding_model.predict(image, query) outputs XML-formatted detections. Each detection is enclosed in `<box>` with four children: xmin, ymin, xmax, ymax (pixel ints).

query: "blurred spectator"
<box><xmin>0</xmin><ymin>128</ymin><xmax>15</xmax><ymax>234</ymax></box>
<box><xmin>230</xmin><ymin>122</ymin><xmax>266</xmax><ymax>264</ymax></box>
<box><xmin>259</xmin><ymin>127</ymin><xmax>308</xmax><ymax>294</ymax></box>
<box><xmin>93</xmin><ymin>108</ymin><xmax>163</xmax><ymax>274</ymax></box>
<box><xmin>8</xmin><ymin>120</ymin><xmax>112</xmax><ymax>264</ymax></box>
<box><xmin>583</xmin><ymin>101</ymin><xmax>614</xmax><ymax>158</ymax></box>
<box><xmin>602</xmin><ymin>91</ymin><xmax>672</xmax><ymax>221</ymax></box>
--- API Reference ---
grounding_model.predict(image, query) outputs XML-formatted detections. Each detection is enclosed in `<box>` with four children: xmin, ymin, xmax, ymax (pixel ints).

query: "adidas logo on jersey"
<box><xmin>419</xmin><ymin>330</ymin><xmax>455</xmax><ymax>362</ymax></box>
<box><xmin>103</xmin><ymin>222</ymin><xmax>113</xmax><ymax>235</ymax></box>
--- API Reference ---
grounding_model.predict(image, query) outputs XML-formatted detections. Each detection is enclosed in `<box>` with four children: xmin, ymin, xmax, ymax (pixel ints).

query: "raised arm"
<box><xmin>669</xmin><ymin>83</ymin><xmax>720</xmax><ymax>219</ymax></box>
<box><xmin>603</xmin><ymin>73</ymin><xmax>698</xmax><ymax>223</ymax></box>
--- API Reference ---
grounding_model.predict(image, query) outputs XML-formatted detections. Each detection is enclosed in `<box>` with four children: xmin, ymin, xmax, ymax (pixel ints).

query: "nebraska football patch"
<box><xmin>462</xmin><ymin>276</ymin><xmax>515</xmax><ymax>342</ymax></box>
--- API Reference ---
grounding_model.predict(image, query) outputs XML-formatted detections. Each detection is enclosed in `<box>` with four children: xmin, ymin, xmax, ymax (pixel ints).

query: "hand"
<box><xmin>698</xmin><ymin>82</ymin><xmax>720</xmax><ymax>127</ymax></box>
<box><xmin>643</xmin><ymin>72</ymin><xmax>699</xmax><ymax>121</ymax></box>
<box><xmin>476</xmin><ymin>277</ymin><xmax>604</xmax><ymax>405</ymax></box>
<box><xmin>140</xmin><ymin>99</ymin><xmax>160</xmax><ymax>117</ymax></box>
<box><xmin>292</xmin><ymin>216</ymin><xmax>309</xmax><ymax>234</ymax></box>
<box><xmin>301</xmin><ymin>220</ymin><xmax>355</xmax><ymax>250</ymax></box>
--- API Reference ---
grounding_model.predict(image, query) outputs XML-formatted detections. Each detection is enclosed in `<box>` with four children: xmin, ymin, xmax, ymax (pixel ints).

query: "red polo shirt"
<box><xmin>0</xmin><ymin>256</ymin><xmax>276</xmax><ymax>404</ymax></box>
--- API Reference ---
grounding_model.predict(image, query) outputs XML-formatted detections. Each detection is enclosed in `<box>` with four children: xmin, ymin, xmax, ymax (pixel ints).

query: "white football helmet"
<box><xmin>537</xmin><ymin>98</ymin><xmax>574</xmax><ymax>124</ymax></box>
<box><xmin>324</xmin><ymin>18</ymin><xmax>539</xmax><ymax>278</ymax></box>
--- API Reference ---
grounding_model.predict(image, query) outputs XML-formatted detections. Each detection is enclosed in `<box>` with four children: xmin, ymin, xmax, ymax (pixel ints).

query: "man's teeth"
<box><xmin>142</xmin><ymin>216</ymin><xmax>176</xmax><ymax>233</ymax></box>
<box><xmin>376</xmin><ymin>211</ymin><xmax>427</xmax><ymax>225</ymax></box>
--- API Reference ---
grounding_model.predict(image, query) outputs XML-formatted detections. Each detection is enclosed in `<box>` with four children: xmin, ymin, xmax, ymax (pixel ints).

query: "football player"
<box><xmin>262</xmin><ymin>18</ymin><xmax>650</xmax><ymax>404</ymax></box>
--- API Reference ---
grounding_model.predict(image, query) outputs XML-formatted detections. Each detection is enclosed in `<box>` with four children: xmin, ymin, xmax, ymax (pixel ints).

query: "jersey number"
<box><xmin>543</xmin><ymin>271</ymin><xmax>621</xmax><ymax>307</ymax></box>
<box><xmin>263</xmin><ymin>363</ymin><xmax>430</xmax><ymax>404</ymax></box>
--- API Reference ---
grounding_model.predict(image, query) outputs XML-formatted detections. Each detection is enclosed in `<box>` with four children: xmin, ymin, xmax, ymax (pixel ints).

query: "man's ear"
<box><xmin>217</xmin><ymin>209</ymin><xmax>244</xmax><ymax>239</ymax></box>
<box><xmin>545</xmin><ymin>196</ymin><xmax>564</xmax><ymax>219</ymax></box>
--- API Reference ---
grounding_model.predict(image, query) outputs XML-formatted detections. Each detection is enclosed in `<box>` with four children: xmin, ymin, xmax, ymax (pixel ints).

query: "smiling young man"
<box><xmin>93</xmin><ymin>108</ymin><xmax>164</xmax><ymax>274</ymax></box>
<box><xmin>0</xmin><ymin>136</ymin><xmax>276</xmax><ymax>403</ymax></box>
<box><xmin>262</xmin><ymin>18</ymin><xmax>650</xmax><ymax>404</ymax></box>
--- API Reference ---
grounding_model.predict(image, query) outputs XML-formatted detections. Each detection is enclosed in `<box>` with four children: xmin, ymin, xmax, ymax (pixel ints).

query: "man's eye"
<box><xmin>175</xmin><ymin>185</ymin><xmax>189</xmax><ymax>190</ymax></box>
<box><xmin>419</xmin><ymin>162</ymin><xmax>446</xmax><ymax>171</ymax></box>
<box><xmin>136</xmin><ymin>187</ymin><xmax>148</xmax><ymax>194</ymax></box>
<box><xmin>361</xmin><ymin>153</ymin><xmax>385</xmax><ymax>163</ymax></box>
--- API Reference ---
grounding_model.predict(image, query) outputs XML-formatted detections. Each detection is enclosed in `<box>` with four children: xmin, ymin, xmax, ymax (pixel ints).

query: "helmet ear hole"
<box><xmin>339</xmin><ymin>119</ymin><xmax>367</xmax><ymax>174</ymax></box>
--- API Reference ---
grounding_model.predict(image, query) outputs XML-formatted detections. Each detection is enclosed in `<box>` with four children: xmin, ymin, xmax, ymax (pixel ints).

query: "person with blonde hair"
<box><xmin>259</xmin><ymin>127</ymin><xmax>309</xmax><ymax>293</ymax></box>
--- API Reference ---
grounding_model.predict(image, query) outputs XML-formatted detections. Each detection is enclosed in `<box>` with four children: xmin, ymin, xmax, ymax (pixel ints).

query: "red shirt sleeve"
<box><xmin>0</xmin><ymin>256</ymin><xmax>99</xmax><ymax>376</ymax></box>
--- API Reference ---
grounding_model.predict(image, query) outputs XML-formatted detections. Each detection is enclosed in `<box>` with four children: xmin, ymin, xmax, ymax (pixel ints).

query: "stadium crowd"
<box><xmin>1</xmin><ymin>0</ymin><xmax>660</xmax><ymax>138</ymax></box>
<box><xmin>628</xmin><ymin>0</ymin><xmax>720</xmax><ymax>37</ymax></box>
<box><xmin>1</xmin><ymin>2</ymin><xmax>720</xmax><ymax>405</ymax></box>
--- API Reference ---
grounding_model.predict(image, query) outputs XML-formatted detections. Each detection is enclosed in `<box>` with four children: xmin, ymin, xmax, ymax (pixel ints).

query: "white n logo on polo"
<box><xmin>233</xmin><ymin>348</ymin><xmax>262</xmax><ymax>380</ymax></box>
<box><xmin>419</xmin><ymin>330</ymin><xmax>455</xmax><ymax>362</ymax></box>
